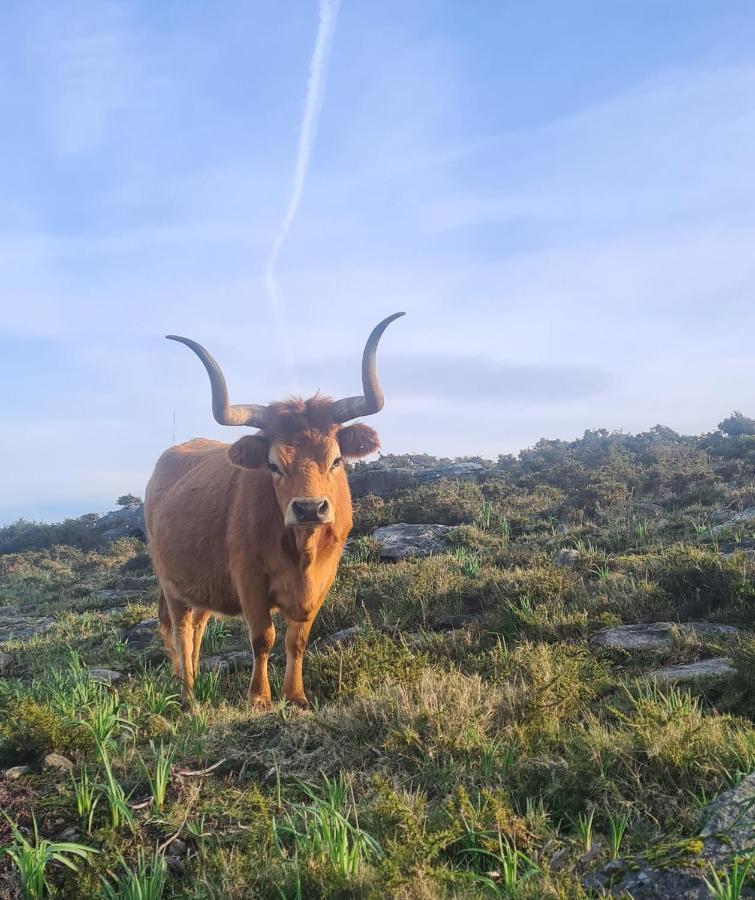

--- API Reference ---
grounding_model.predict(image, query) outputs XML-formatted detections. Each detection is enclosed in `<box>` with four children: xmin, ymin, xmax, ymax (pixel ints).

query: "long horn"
<box><xmin>330</xmin><ymin>312</ymin><xmax>405</xmax><ymax>424</ymax></box>
<box><xmin>166</xmin><ymin>335</ymin><xmax>267</xmax><ymax>428</ymax></box>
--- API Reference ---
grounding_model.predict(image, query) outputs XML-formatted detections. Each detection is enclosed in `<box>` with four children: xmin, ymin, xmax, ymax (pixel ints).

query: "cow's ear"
<box><xmin>228</xmin><ymin>435</ymin><xmax>270</xmax><ymax>469</ymax></box>
<box><xmin>337</xmin><ymin>423</ymin><xmax>380</xmax><ymax>459</ymax></box>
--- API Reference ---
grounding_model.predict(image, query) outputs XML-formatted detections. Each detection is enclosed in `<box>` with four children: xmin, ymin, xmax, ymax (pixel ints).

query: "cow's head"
<box><xmin>167</xmin><ymin>313</ymin><xmax>403</xmax><ymax>531</ymax></box>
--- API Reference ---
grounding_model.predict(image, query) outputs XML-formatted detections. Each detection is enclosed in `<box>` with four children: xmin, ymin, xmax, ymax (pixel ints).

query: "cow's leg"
<box><xmin>283</xmin><ymin>618</ymin><xmax>313</xmax><ymax>708</ymax></box>
<box><xmin>167</xmin><ymin>603</ymin><xmax>196</xmax><ymax>706</ymax></box>
<box><xmin>157</xmin><ymin>586</ymin><xmax>180</xmax><ymax>676</ymax></box>
<box><xmin>191</xmin><ymin>609</ymin><xmax>211</xmax><ymax>677</ymax></box>
<box><xmin>247</xmin><ymin>611</ymin><xmax>276</xmax><ymax>709</ymax></box>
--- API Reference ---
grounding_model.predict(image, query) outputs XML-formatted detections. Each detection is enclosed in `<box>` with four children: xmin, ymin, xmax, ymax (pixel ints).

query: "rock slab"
<box><xmin>585</xmin><ymin>773</ymin><xmax>755</xmax><ymax>897</ymax></box>
<box><xmin>0</xmin><ymin>613</ymin><xmax>55</xmax><ymax>644</ymax></box>
<box><xmin>590</xmin><ymin>622</ymin><xmax>739</xmax><ymax>651</ymax></box>
<box><xmin>648</xmin><ymin>658</ymin><xmax>735</xmax><ymax>683</ymax></box>
<box><xmin>372</xmin><ymin>523</ymin><xmax>458</xmax><ymax>559</ymax></box>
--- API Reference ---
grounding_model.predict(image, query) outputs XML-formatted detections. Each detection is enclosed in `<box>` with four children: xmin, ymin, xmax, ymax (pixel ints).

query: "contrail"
<box><xmin>265</xmin><ymin>0</ymin><xmax>341</xmax><ymax>385</ymax></box>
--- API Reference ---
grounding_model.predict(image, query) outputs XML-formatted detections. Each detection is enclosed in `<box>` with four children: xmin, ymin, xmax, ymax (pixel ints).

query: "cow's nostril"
<box><xmin>317</xmin><ymin>500</ymin><xmax>329</xmax><ymax>519</ymax></box>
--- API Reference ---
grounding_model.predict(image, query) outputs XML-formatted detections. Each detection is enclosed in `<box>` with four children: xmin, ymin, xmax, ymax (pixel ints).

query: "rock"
<box><xmin>432</xmin><ymin>614</ymin><xmax>480</xmax><ymax>630</ymax></box>
<box><xmin>350</xmin><ymin>462</ymin><xmax>486</xmax><ymax>498</ymax></box>
<box><xmin>4</xmin><ymin>765</ymin><xmax>31</xmax><ymax>779</ymax></box>
<box><xmin>372</xmin><ymin>523</ymin><xmax>459</xmax><ymax>559</ymax></box>
<box><xmin>585</xmin><ymin>773</ymin><xmax>755</xmax><ymax>897</ymax></box>
<box><xmin>203</xmin><ymin>650</ymin><xmax>254</xmax><ymax>672</ymax></box>
<box><xmin>648</xmin><ymin>658</ymin><xmax>735</xmax><ymax>683</ymax></box>
<box><xmin>555</xmin><ymin>548</ymin><xmax>580</xmax><ymax>567</ymax></box>
<box><xmin>43</xmin><ymin>753</ymin><xmax>74</xmax><ymax>773</ymax></box>
<box><xmin>0</xmin><ymin>613</ymin><xmax>55</xmax><ymax>644</ymax></box>
<box><xmin>54</xmin><ymin>826</ymin><xmax>80</xmax><ymax>841</ymax></box>
<box><xmin>97</xmin><ymin>505</ymin><xmax>146</xmax><ymax>542</ymax></box>
<box><xmin>0</xmin><ymin>651</ymin><xmax>12</xmax><ymax>673</ymax></box>
<box><xmin>122</xmin><ymin>617</ymin><xmax>159</xmax><ymax>651</ymax></box>
<box><xmin>590</xmin><ymin>622</ymin><xmax>739</xmax><ymax>652</ymax></box>
<box><xmin>87</xmin><ymin>667</ymin><xmax>123</xmax><ymax>684</ymax></box>
<box><xmin>321</xmin><ymin>626</ymin><xmax>362</xmax><ymax>648</ymax></box>
<box><xmin>710</xmin><ymin>506</ymin><xmax>755</xmax><ymax>536</ymax></box>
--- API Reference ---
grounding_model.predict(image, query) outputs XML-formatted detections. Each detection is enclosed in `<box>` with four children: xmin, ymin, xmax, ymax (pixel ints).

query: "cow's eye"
<box><xmin>331</xmin><ymin>457</ymin><xmax>343</xmax><ymax>470</ymax></box>
<box><xmin>268</xmin><ymin>462</ymin><xmax>282</xmax><ymax>476</ymax></box>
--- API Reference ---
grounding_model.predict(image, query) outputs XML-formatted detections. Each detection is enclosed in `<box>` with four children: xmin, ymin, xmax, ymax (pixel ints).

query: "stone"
<box><xmin>0</xmin><ymin>613</ymin><xmax>55</xmax><ymax>644</ymax></box>
<box><xmin>321</xmin><ymin>626</ymin><xmax>362</xmax><ymax>648</ymax></box>
<box><xmin>0</xmin><ymin>651</ymin><xmax>12</xmax><ymax>673</ymax></box>
<box><xmin>584</xmin><ymin>773</ymin><xmax>755</xmax><ymax>897</ymax></box>
<box><xmin>372</xmin><ymin>523</ymin><xmax>459</xmax><ymax>559</ymax></box>
<box><xmin>555</xmin><ymin>548</ymin><xmax>580</xmax><ymax>567</ymax></box>
<box><xmin>590</xmin><ymin>622</ymin><xmax>739</xmax><ymax>652</ymax></box>
<box><xmin>87</xmin><ymin>667</ymin><xmax>123</xmax><ymax>684</ymax></box>
<box><xmin>710</xmin><ymin>506</ymin><xmax>755</xmax><ymax>536</ymax></box>
<box><xmin>4</xmin><ymin>765</ymin><xmax>31</xmax><ymax>779</ymax></box>
<box><xmin>432</xmin><ymin>614</ymin><xmax>480</xmax><ymax>630</ymax></box>
<box><xmin>648</xmin><ymin>658</ymin><xmax>735</xmax><ymax>684</ymax></box>
<box><xmin>43</xmin><ymin>753</ymin><xmax>74</xmax><ymax>773</ymax></box>
<box><xmin>203</xmin><ymin>650</ymin><xmax>254</xmax><ymax>672</ymax></box>
<box><xmin>122</xmin><ymin>617</ymin><xmax>159</xmax><ymax>651</ymax></box>
<box><xmin>96</xmin><ymin>505</ymin><xmax>146</xmax><ymax>542</ymax></box>
<box><xmin>54</xmin><ymin>826</ymin><xmax>80</xmax><ymax>841</ymax></box>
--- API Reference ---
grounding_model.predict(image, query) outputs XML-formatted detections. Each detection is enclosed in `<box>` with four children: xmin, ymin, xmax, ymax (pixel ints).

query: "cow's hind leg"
<box><xmin>157</xmin><ymin>587</ymin><xmax>180</xmax><ymax>676</ymax></box>
<box><xmin>162</xmin><ymin>592</ymin><xmax>196</xmax><ymax>706</ymax></box>
<box><xmin>191</xmin><ymin>609</ymin><xmax>211</xmax><ymax>678</ymax></box>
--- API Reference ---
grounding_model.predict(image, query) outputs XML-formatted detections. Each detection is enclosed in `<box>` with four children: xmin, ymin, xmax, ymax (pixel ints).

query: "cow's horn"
<box><xmin>331</xmin><ymin>312</ymin><xmax>405</xmax><ymax>424</ymax></box>
<box><xmin>166</xmin><ymin>335</ymin><xmax>267</xmax><ymax>428</ymax></box>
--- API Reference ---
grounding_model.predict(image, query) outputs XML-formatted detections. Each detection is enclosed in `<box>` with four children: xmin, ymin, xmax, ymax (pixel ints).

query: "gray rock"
<box><xmin>585</xmin><ymin>773</ymin><xmax>755</xmax><ymax>897</ymax></box>
<box><xmin>0</xmin><ymin>613</ymin><xmax>55</xmax><ymax>644</ymax></box>
<box><xmin>4</xmin><ymin>765</ymin><xmax>31</xmax><ymax>779</ymax></box>
<box><xmin>648</xmin><ymin>658</ymin><xmax>735</xmax><ymax>683</ymax></box>
<box><xmin>350</xmin><ymin>462</ymin><xmax>486</xmax><ymax>497</ymax></box>
<box><xmin>710</xmin><ymin>506</ymin><xmax>755</xmax><ymax>536</ymax></box>
<box><xmin>203</xmin><ymin>650</ymin><xmax>254</xmax><ymax>672</ymax></box>
<box><xmin>0</xmin><ymin>651</ymin><xmax>12</xmax><ymax>673</ymax></box>
<box><xmin>372</xmin><ymin>523</ymin><xmax>459</xmax><ymax>559</ymax></box>
<box><xmin>432</xmin><ymin>614</ymin><xmax>481</xmax><ymax>630</ymax></box>
<box><xmin>43</xmin><ymin>753</ymin><xmax>74</xmax><ymax>773</ymax></box>
<box><xmin>590</xmin><ymin>622</ymin><xmax>739</xmax><ymax>652</ymax></box>
<box><xmin>54</xmin><ymin>826</ymin><xmax>80</xmax><ymax>842</ymax></box>
<box><xmin>97</xmin><ymin>505</ymin><xmax>146</xmax><ymax>542</ymax></box>
<box><xmin>87</xmin><ymin>667</ymin><xmax>123</xmax><ymax>684</ymax></box>
<box><xmin>555</xmin><ymin>548</ymin><xmax>581</xmax><ymax>567</ymax></box>
<box><xmin>122</xmin><ymin>617</ymin><xmax>159</xmax><ymax>651</ymax></box>
<box><xmin>321</xmin><ymin>626</ymin><xmax>362</xmax><ymax>648</ymax></box>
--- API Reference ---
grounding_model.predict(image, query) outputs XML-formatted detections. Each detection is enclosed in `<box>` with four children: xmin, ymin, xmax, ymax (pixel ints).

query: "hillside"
<box><xmin>1</xmin><ymin>414</ymin><xmax>754</xmax><ymax>898</ymax></box>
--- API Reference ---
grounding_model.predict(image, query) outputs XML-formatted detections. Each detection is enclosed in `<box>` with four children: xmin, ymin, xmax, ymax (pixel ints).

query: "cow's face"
<box><xmin>228</xmin><ymin>424</ymin><xmax>379</xmax><ymax>528</ymax></box>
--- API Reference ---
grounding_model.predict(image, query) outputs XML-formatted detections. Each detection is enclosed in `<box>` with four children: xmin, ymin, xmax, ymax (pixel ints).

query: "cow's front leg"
<box><xmin>247</xmin><ymin>611</ymin><xmax>276</xmax><ymax>709</ymax></box>
<box><xmin>283</xmin><ymin>618</ymin><xmax>313</xmax><ymax>707</ymax></box>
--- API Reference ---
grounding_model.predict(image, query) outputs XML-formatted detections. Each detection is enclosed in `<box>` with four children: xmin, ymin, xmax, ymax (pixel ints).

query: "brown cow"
<box><xmin>145</xmin><ymin>313</ymin><xmax>403</xmax><ymax>707</ymax></box>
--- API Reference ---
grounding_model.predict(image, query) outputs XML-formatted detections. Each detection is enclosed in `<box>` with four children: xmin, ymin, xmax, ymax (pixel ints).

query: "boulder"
<box><xmin>0</xmin><ymin>613</ymin><xmax>55</xmax><ymax>644</ymax></box>
<box><xmin>43</xmin><ymin>753</ymin><xmax>74</xmax><ymax>773</ymax></box>
<box><xmin>321</xmin><ymin>626</ymin><xmax>362</xmax><ymax>648</ymax></box>
<box><xmin>350</xmin><ymin>462</ymin><xmax>486</xmax><ymax>497</ymax></box>
<box><xmin>555</xmin><ymin>548</ymin><xmax>580</xmax><ymax>568</ymax></box>
<box><xmin>96</xmin><ymin>505</ymin><xmax>146</xmax><ymax>542</ymax></box>
<box><xmin>590</xmin><ymin>622</ymin><xmax>739</xmax><ymax>652</ymax></box>
<box><xmin>87</xmin><ymin>667</ymin><xmax>123</xmax><ymax>684</ymax></box>
<box><xmin>585</xmin><ymin>773</ymin><xmax>755</xmax><ymax>897</ymax></box>
<box><xmin>3</xmin><ymin>765</ymin><xmax>31</xmax><ymax>779</ymax></box>
<box><xmin>372</xmin><ymin>523</ymin><xmax>459</xmax><ymax>559</ymax></box>
<box><xmin>122</xmin><ymin>617</ymin><xmax>159</xmax><ymax>651</ymax></box>
<box><xmin>203</xmin><ymin>650</ymin><xmax>254</xmax><ymax>673</ymax></box>
<box><xmin>648</xmin><ymin>658</ymin><xmax>735</xmax><ymax>684</ymax></box>
<box><xmin>710</xmin><ymin>506</ymin><xmax>755</xmax><ymax>536</ymax></box>
<box><xmin>0</xmin><ymin>651</ymin><xmax>12</xmax><ymax>673</ymax></box>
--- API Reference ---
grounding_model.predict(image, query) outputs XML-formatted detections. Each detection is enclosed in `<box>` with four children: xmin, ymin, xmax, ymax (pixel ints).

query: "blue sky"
<box><xmin>2</xmin><ymin>1</ymin><xmax>755</xmax><ymax>523</ymax></box>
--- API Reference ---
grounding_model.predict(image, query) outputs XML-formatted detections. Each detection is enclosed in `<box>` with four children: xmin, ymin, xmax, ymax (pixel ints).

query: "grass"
<box><xmin>1</xmin><ymin>418</ymin><xmax>754</xmax><ymax>895</ymax></box>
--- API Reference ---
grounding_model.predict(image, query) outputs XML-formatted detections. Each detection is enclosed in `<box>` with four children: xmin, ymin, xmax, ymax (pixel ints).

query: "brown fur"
<box><xmin>145</xmin><ymin>397</ymin><xmax>379</xmax><ymax>707</ymax></box>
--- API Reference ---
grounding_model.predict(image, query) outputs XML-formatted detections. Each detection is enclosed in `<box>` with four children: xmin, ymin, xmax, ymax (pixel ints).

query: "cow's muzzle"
<box><xmin>285</xmin><ymin>497</ymin><xmax>334</xmax><ymax>527</ymax></box>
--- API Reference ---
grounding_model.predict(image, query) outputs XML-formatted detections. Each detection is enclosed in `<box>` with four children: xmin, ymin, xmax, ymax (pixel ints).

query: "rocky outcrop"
<box><xmin>585</xmin><ymin>773</ymin><xmax>755</xmax><ymax>897</ymax></box>
<box><xmin>96</xmin><ymin>505</ymin><xmax>146</xmax><ymax>542</ymax></box>
<box><xmin>350</xmin><ymin>462</ymin><xmax>486</xmax><ymax>497</ymax></box>
<box><xmin>0</xmin><ymin>612</ymin><xmax>55</xmax><ymax>644</ymax></box>
<box><xmin>372</xmin><ymin>523</ymin><xmax>459</xmax><ymax>559</ymax></box>
<box><xmin>590</xmin><ymin>622</ymin><xmax>739</xmax><ymax>652</ymax></box>
<box><xmin>647</xmin><ymin>658</ymin><xmax>735</xmax><ymax>683</ymax></box>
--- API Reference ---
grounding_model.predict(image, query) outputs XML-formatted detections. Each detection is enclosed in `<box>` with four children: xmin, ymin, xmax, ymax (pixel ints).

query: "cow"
<box><xmin>144</xmin><ymin>313</ymin><xmax>403</xmax><ymax>708</ymax></box>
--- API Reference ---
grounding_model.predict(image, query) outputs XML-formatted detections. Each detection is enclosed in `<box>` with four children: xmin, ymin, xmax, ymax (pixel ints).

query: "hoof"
<box><xmin>248</xmin><ymin>694</ymin><xmax>273</xmax><ymax>710</ymax></box>
<box><xmin>285</xmin><ymin>696</ymin><xmax>310</xmax><ymax>710</ymax></box>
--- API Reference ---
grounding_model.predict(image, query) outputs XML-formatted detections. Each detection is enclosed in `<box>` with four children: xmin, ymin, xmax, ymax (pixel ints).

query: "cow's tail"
<box><xmin>156</xmin><ymin>585</ymin><xmax>178</xmax><ymax>673</ymax></box>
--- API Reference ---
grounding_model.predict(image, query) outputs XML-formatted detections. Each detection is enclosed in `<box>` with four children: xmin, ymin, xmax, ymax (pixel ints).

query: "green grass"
<box><xmin>1</xmin><ymin>420</ymin><xmax>755</xmax><ymax>896</ymax></box>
